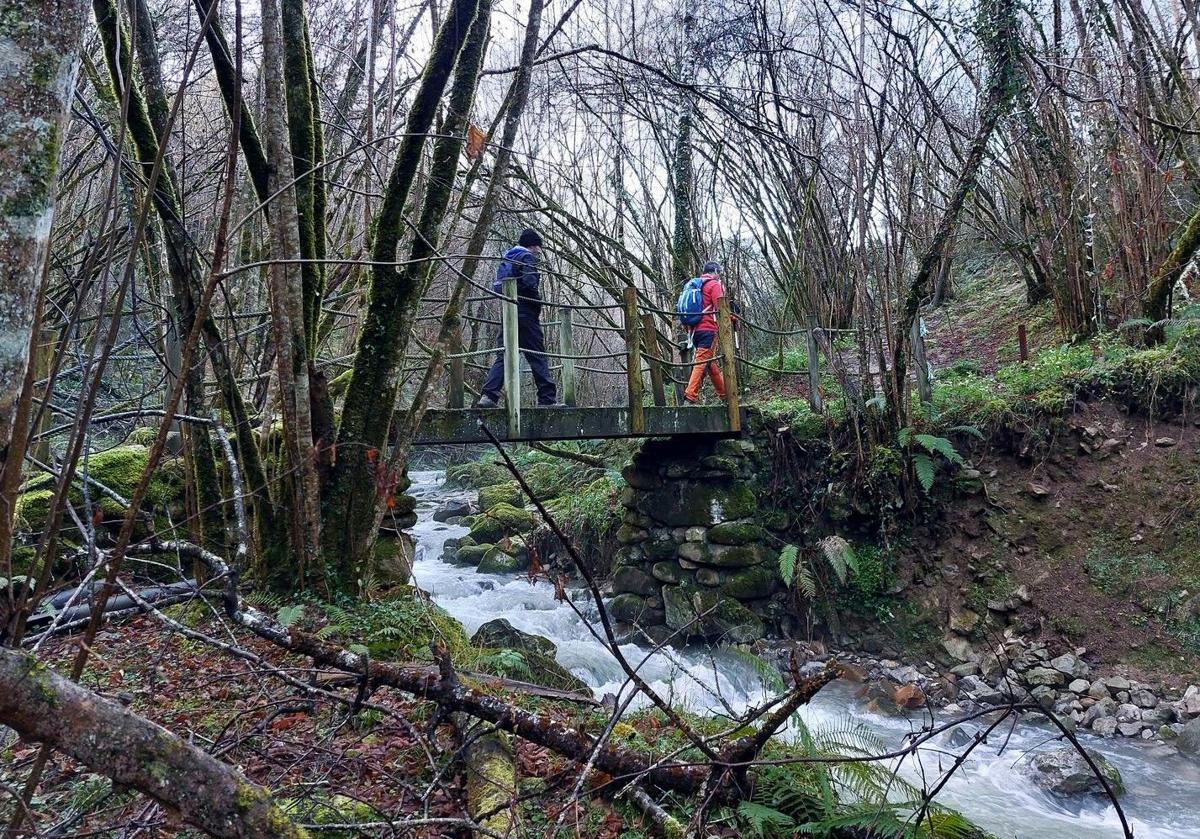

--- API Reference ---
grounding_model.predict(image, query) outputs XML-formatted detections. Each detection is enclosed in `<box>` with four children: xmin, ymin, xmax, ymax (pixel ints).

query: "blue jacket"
<box><xmin>492</xmin><ymin>245</ymin><xmax>542</xmax><ymax>316</ymax></box>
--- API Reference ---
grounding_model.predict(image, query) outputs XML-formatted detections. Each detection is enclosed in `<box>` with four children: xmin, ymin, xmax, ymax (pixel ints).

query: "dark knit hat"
<box><xmin>518</xmin><ymin>228</ymin><xmax>543</xmax><ymax>248</ymax></box>
<box><xmin>702</xmin><ymin>260</ymin><xmax>722</xmax><ymax>274</ymax></box>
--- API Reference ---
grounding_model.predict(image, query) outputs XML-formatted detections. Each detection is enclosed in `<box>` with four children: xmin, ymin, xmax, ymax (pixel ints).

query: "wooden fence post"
<box><xmin>448</xmin><ymin>319</ymin><xmax>465</xmax><ymax>409</ymax></box>
<box><xmin>911</xmin><ymin>316</ymin><xmax>932</xmax><ymax>405</ymax></box>
<box><xmin>623</xmin><ymin>287</ymin><xmax>645</xmax><ymax>433</ymax></box>
<box><xmin>717</xmin><ymin>297</ymin><xmax>741</xmax><ymax>432</ymax></box>
<box><xmin>502</xmin><ymin>276</ymin><xmax>520</xmax><ymax>437</ymax></box>
<box><xmin>1018</xmin><ymin>323</ymin><xmax>1028</xmax><ymax>362</ymax></box>
<box><xmin>641</xmin><ymin>313</ymin><xmax>666</xmax><ymax>407</ymax></box>
<box><xmin>806</xmin><ymin>314</ymin><xmax>824</xmax><ymax>414</ymax></box>
<box><xmin>558</xmin><ymin>307</ymin><xmax>576</xmax><ymax>407</ymax></box>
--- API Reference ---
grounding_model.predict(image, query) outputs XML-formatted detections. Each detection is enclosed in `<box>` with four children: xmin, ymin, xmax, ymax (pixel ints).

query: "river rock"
<box><xmin>1131</xmin><ymin>688</ymin><xmax>1159</xmax><ymax>709</ymax></box>
<box><xmin>1118</xmin><ymin>722</ymin><xmax>1144</xmax><ymax>737</ymax></box>
<box><xmin>941</xmin><ymin>635</ymin><xmax>975</xmax><ymax>663</ymax></box>
<box><xmin>1181</xmin><ymin>686</ymin><xmax>1200</xmax><ymax>716</ymax></box>
<box><xmin>607</xmin><ymin>593</ymin><xmax>665</xmax><ymax>626</ymax></box>
<box><xmin>433</xmin><ymin>498</ymin><xmax>473</xmax><ymax>522</ymax></box>
<box><xmin>650</xmin><ymin>561</ymin><xmax>683</xmax><ymax>584</ymax></box>
<box><xmin>661</xmin><ymin>583</ymin><xmax>764</xmax><ymax>642</ymax></box>
<box><xmin>478</xmin><ymin>482</ymin><xmax>524</xmax><ymax>511</ymax></box>
<box><xmin>477</xmin><ymin>546</ymin><xmax>528</xmax><ymax>574</ymax></box>
<box><xmin>1050</xmin><ymin>653</ymin><xmax>1089</xmax><ymax>680</ymax></box>
<box><xmin>1115</xmin><ymin>703</ymin><xmax>1141</xmax><ymax>723</ymax></box>
<box><xmin>1104</xmin><ymin>676</ymin><xmax>1132</xmax><ymax>694</ymax></box>
<box><xmin>612</xmin><ymin>566</ymin><xmax>658</xmax><ymax>597</ymax></box>
<box><xmin>1025</xmin><ymin>748</ymin><xmax>1124</xmax><ymax>797</ymax></box>
<box><xmin>1092</xmin><ymin>717</ymin><xmax>1119</xmax><ymax>737</ymax></box>
<box><xmin>1026</xmin><ymin>667</ymin><xmax>1067</xmax><ymax>687</ymax></box>
<box><xmin>1068</xmin><ymin>679</ymin><xmax>1091</xmax><ymax>694</ymax></box>
<box><xmin>1083</xmin><ymin>698</ymin><xmax>1116</xmax><ymax>726</ymax></box>
<box><xmin>1087</xmin><ymin>681</ymin><xmax>1111</xmax><ymax>700</ymax></box>
<box><xmin>949</xmin><ymin>606</ymin><xmax>981</xmax><ymax>634</ymax></box>
<box><xmin>1178</xmin><ymin>718</ymin><xmax>1200</xmax><ymax>757</ymax></box>
<box><xmin>471</xmin><ymin>619</ymin><xmax>556</xmax><ymax>657</ymax></box>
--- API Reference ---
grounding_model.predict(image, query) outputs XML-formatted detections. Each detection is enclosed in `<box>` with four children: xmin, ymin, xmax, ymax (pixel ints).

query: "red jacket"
<box><xmin>693</xmin><ymin>274</ymin><xmax>725</xmax><ymax>333</ymax></box>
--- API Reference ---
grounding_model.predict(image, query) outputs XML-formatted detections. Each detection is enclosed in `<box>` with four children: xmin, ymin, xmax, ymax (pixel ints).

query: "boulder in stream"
<box><xmin>1024</xmin><ymin>747</ymin><xmax>1125</xmax><ymax>797</ymax></box>
<box><xmin>433</xmin><ymin>498</ymin><xmax>473</xmax><ymax>522</ymax></box>
<box><xmin>1178</xmin><ymin>718</ymin><xmax>1200</xmax><ymax>758</ymax></box>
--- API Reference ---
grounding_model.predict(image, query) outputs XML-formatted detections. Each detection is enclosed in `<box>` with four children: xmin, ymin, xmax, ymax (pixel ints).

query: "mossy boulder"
<box><xmin>608</xmin><ymin>593</ymin><xmax>665</xmax><ymax>626</ymax></box>
<box><xmin>478</xmin><ymin>481</ymin><xmax>525</xmax><ymax>512</ymax></box>
<box><xmin>720</xmin><ymin>565</ymin><xmax>779</xmax><ymax>600</ymax></box>
<box><xmin>707</xmin><ymin>520</ymin><xmax>764</xmax><ymax>546</ymax></box>
<box><xmin>456</xmin><ymin>544</ymin><xmax>492</xmax><ymax>566</ymax></box>
<box><xmin>318</xmin><ymin>591</ymin><xmax>472</xmax><ymax>662</ymax></box>
<box><xmin>467</xmin><ymin>503</ymin><xmax>534</xmax><ymax>543</ymax></box>
<box><xmin>471</xmin><ymin>619</ymin><xmax>556</xmax><ymax>657</ymax></box>
<box><xmin>662</xmin><ymin>582</ymin><xmax>765</xmax><ymax>642</ymax></box>
<box><xmin>14</xmin><ymin>445</ymin><xmax>184</xmax><ymax>533</ymax></box>
<box><xmin>523</xmin><ymin>461</ymin><xmax>604</xmax><ymax>500</ymax></box>
<box><xmin>475</xmin><ymin>647</ymin><xmax>589</xmax><ymax>693</ymax></box>
<box><xmin>477</xmin><ymin>546</ymin><xmax>528</xmax><ymax>575</ymax></box>
<box><xmin>446</xmin><ymin>460</ymin><xmax>511</xmax><ymax>489</ymax></box>
<box><xmin>634</xmin><ymin>479</ymin><xmax>757</xmax><ymax>527</ymax></box>
<box><xmin>651</xmin><ymin>561</ymin><xmax>684</xmax><ymax>584</ymax></box>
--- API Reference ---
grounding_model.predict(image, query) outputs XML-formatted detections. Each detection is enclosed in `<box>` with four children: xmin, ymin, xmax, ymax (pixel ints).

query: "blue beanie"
<box><xmin>702</xmin><ymin>261</ymin><xmax>721</xmax><ymax>274</ymax></box>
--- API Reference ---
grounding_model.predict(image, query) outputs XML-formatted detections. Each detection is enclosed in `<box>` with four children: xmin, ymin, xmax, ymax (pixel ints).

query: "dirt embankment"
<box><xmin>874</xmin><ymin>401</ymin><xmax>1200</xmax><ymax>688</ymax></box>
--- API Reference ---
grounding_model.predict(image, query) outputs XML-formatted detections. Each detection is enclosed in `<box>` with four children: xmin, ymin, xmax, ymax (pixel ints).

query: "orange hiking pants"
<box><xmin>685</xmin><ymin>345</ymin><xmax>726</xmax><ymax>402</ymax></box>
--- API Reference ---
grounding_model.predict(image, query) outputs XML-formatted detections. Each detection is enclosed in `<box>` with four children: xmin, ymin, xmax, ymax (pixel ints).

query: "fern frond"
<box><xmin>913</xmin><ymin>453</ymin><xmax>936</xmax><ymax>491</ymax></box>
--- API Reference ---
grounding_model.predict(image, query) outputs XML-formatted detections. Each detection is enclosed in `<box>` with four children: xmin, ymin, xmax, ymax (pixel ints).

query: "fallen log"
<box><xmin>0</xmin><ymin>645</ymin><xmax>308</xmax><ymax>839</ymax></box>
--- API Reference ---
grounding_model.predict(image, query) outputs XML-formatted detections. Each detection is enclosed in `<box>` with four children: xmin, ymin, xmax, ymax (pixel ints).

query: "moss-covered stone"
<box><xmin>608</xmin><ymin>593</ymin><xmax>665</xmax><ymax>626</ymax></box>
<box><xmin>707</xmin><ymin>520</ymin><xmax>764</xmax><ymax>545</ymax></box>
<box><xmin>677</xmin><ymin>541</ymin><xmax>771</xmax><ymax>568</ymax></box>
<box><xmin>720</xmin><ymin>565</ymin><xmax>779</xmax><ymax>600</ymax></box>
<box><xmin>456</xmin><ymin>544</ymin><xmax>491</xmax><ymax>566</ymax></box>
<box><xmin>467</xmin><ymin>503</ymin><xmax>534</xmax><ymax>543</ymax></box>
<box><xmin>616</xmin><ymin>523</ymin><xmax>649</xmax><ymax>544</ymax></box>
<box><xmin>651</xmin><ymin>561</ymin><xmax>684</xmax><ymax>584</ymax></box>
<box><xmin>478</xmin><ymin>481</ymin><xmax>525</xmax><ymax>511</ymax></box>
<box><xmin>661</xmin><ymin>582</ymin><xmax>765</xmax><ymax>642</ymax></box>
<box><xmin>14</xmin><ymin>445</ymin><xmax>184</xmax><ymax>533</ymax></box>
<box><xmin>465</xmin><ymin>732</ymin><xmax>516</xmax><ymax>836</ymax></box>
<box><xmin>471</xmin><ymin>619</ymin><xmax>556</xmax><ymax>657</ymax></box>
<box><xmin>445</xmin><ymin>460</ymin><xmax>511</xmax><ymax>489</ymax></box>
<box><xmin>477</xmin><ymin>546</ymin><xmax>528</xmax><ymax>575</ymax></box>
<box><xmin>634</xmin><ymin>479</ymin><xmax>757</xmax><ymax>527</ymax></box>
<box><xmin>612</xmin><ymin>565</ymin><xmax>658</xmax><ymax>596</ymax></box>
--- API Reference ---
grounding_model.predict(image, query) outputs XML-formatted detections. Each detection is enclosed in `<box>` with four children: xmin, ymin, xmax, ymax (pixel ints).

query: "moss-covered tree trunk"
<box><xmin>0</xmin><ymin>0</ymin><xmax>89</xmax><ymax>456</ymax></box>
<box><xmin>92</xmin><ymin>0</ymin><xmax>227</xmax><ymax>549</ymax></box>
<box><xmin>325</xmin><ymin>0</ymin><xmax>489</xmax><ymax>584</ymax></box>
<box><xmin>1145</xmin><ymin>204</ymin><xmax>1200</xmax><ymax>324</ymax></box>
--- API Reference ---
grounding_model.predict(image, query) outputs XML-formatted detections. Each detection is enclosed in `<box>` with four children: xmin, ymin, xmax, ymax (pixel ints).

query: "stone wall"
<box><xmin>609</xmin><ymin>434</ymin><xmax>790</xmax><ymax>646</ymax></box>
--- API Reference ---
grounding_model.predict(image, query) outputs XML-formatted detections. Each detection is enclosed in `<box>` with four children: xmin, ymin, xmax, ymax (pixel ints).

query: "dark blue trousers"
<box><xmin>481</xmin><ymin>312</ymin><xmax>557</xmax><ymax>404</ymax></box>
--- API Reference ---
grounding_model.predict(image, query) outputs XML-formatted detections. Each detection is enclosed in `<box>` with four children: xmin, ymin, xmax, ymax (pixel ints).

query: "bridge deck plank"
<box><xmin>413</xmin><ymin>406</ymin><xmax>744</xmax><ymax>445</ymax></box>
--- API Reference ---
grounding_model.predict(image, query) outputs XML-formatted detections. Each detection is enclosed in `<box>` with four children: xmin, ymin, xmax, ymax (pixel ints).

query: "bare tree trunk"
<box><xmin>261</xmin><ymin>0</ymin><xmax>322</xmax><ymax>582</ymax></box>
<box><xmin>0</xmin><ymin>0</ymin><xmax>90</xmax><ymax>455</ymax></box>
<box><xmin>0</xmin><ymin>646</ymin><xmax>307</xmax><ymax>839</ymax></box>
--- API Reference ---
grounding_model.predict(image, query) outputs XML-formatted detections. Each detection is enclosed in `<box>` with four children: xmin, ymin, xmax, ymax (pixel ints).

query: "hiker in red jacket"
<box><xmin>684</xmin><ymin>261</ymin><xmax>727</xmax><ymax>404</ymax></box>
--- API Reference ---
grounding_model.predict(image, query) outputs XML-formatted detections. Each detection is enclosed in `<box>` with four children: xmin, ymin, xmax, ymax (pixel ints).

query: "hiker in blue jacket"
<box><xmin>477</xmin><ymin>228</ymin><xmax>561</xmax><ymax>407</ymax></box>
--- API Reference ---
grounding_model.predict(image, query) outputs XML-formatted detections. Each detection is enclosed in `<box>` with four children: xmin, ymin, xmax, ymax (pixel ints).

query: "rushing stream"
<box><xmin>407</xmin><ymin>470</ymin><xmax>1200</xmax><ymax>838</ymax></box>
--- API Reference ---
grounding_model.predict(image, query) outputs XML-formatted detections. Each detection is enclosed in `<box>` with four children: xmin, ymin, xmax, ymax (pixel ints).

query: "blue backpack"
<box><xmin>676</xmin><ymin>277</ymin><xmax>710</xmax><ymax>326</ymax></box>
<box><xmin>492</xmin><ymin>246</ymin><xmax>528</xmax><ymax>293</ymax></box>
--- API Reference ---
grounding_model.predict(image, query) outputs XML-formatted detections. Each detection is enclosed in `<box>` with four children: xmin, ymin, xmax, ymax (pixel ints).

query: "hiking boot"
<box><xmin>475</xmin><ymin>394</ymin><xmax>499</xmax><ymax>409</ymax></box>
<box><xmin>536</xmin><ymin>401</ymin><xmax>567</xmax><ymax>408</ymax></box>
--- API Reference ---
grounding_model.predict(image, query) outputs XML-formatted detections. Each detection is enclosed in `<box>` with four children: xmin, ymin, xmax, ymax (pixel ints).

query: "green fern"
<box><xmin>913</xmin><ymin>453</ymin><xmax>936</xmax><ymax>491</ymax></box>
<box><xmin>276</xmin><ymin>604</ymin><xmax>305</xmax><ymax>628</ymax></box>
<box><xmin>778</xmin><ymin>545</ymin><xmax>799</xmax><ymax>587</ymax></box>
<box><xmin>737</xmin><ymin>801</ymin><xmax>795</xmax><ymax>837</ymax></box>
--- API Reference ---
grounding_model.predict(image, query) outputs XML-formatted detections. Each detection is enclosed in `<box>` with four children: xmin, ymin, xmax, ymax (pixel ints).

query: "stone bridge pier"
<box><xmin>609</xmin><ymin>432</ymin><xmax>792</xmax><ymax>646</ymax></box>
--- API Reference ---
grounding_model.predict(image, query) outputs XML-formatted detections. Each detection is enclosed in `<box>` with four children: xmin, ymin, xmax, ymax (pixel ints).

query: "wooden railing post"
<box><xmin>623</xmin><ymin>286</ymin><xmax>644</xmax><ymax>433</ymax></box>
<box><xmin>716</xmin><ymin>296</ymin><xmax>741</xmax><ymax>432</ymax></box>
<box><xmin>502</xmin><ymin>276</ymin><xmax>521</xmax><ymax>437</ymax></box>
<box><xmin>558</xmin><ymin>307</ymin><xmax>576</xmax><ymax>406</ymax></box>
<box><xmin>806</xmin><ymin>314</ymin><xmax>823</xmax><ymax>414</ymax></box>
<box><xmin>448</xmin><ymin>318</ymin><xmax>465</xmax><ymax>409</ymax></box>
<box><xmin>911</xmin><ymin>315</ymin><xmax>932</xmax><ymax>405</ymax></box>
<box><xmin>641</xmin><ymin>313</ymin><xmax>666</xmax><ymax>407</ymax></box>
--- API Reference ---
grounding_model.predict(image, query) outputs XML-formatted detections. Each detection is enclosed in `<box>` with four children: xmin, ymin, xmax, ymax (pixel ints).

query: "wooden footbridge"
<box><xmin>408</xmin><ymin>274</ymin><xmax>931</xmax><ymax>446</ymax></box>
